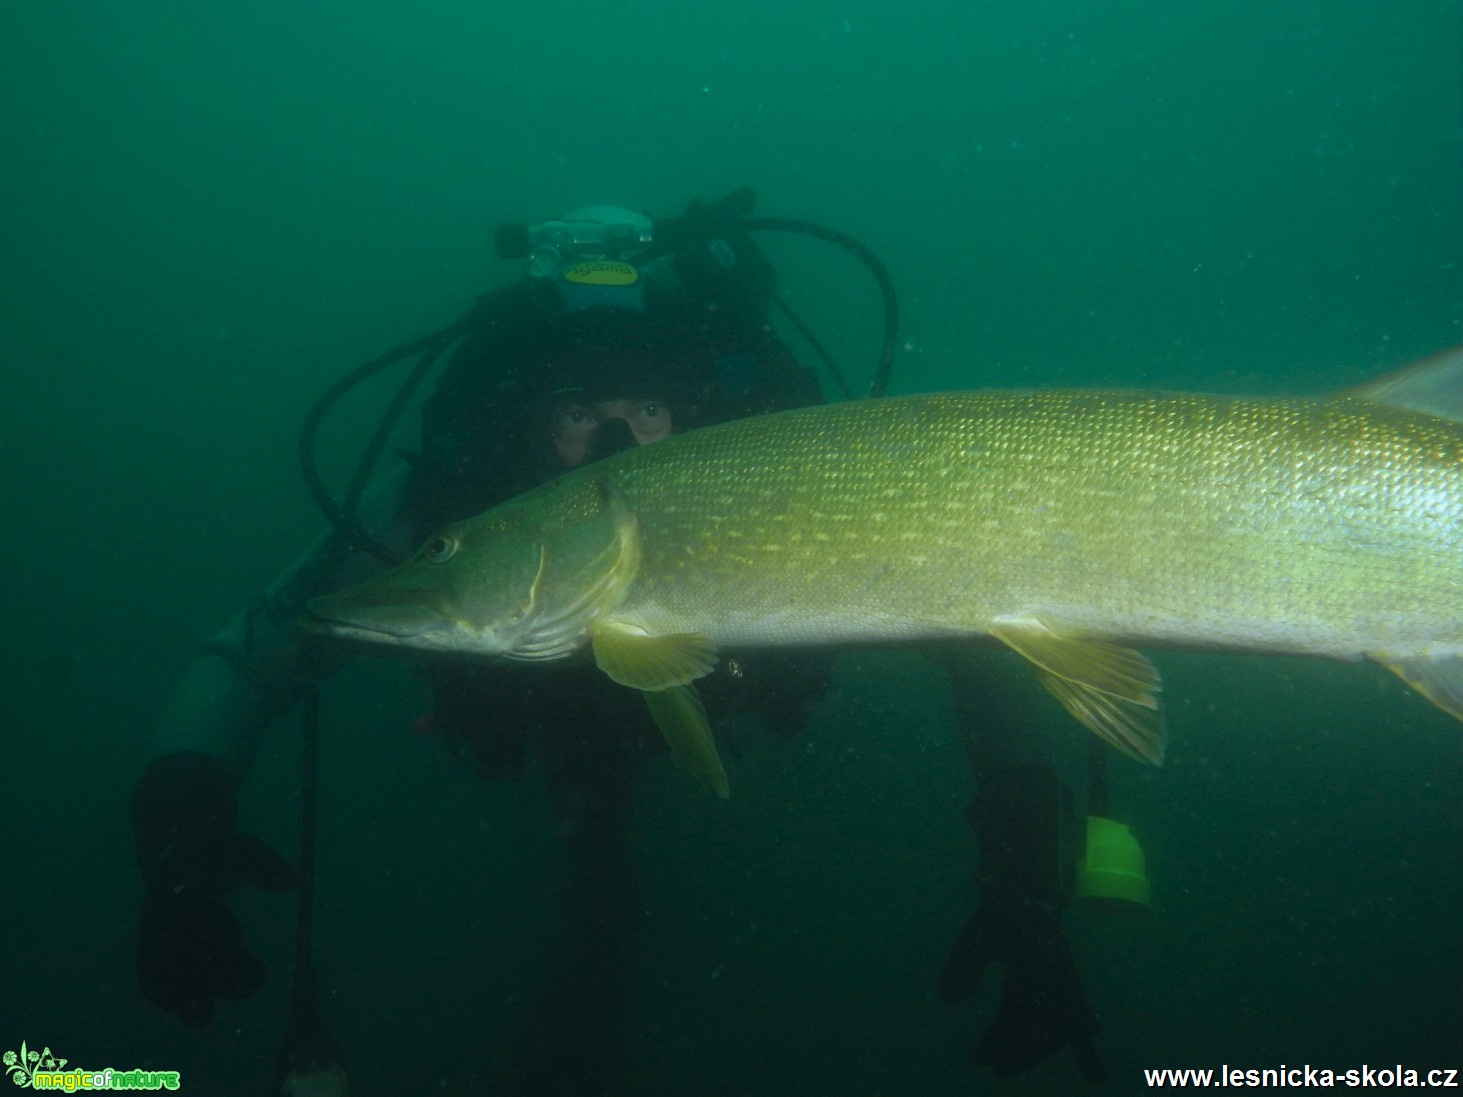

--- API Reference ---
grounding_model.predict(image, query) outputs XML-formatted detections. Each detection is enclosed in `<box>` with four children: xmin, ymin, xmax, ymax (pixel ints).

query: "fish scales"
<box><xmin>304</xmin><ymin>356</ymin><xmax>1463</xmax><ymax>783</ymax></box>
<box><xmin>594</xmin><ymin>390</ymin><xmax>1463</xmax><ymax>659</ymax></box>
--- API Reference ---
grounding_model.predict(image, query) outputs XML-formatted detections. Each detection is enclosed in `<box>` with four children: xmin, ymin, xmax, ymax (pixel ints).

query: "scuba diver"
<box><xmin>129</xmin><ymin>188</ymin><xmax>1129</xmax><ymax>1093</ymax></box>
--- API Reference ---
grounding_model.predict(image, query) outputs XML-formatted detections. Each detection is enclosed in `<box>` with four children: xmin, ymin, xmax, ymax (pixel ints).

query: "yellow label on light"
<box><xmin>563</xmin><ymin>261</ymin><xmax>639</xmax><ymax>286</ymax></box>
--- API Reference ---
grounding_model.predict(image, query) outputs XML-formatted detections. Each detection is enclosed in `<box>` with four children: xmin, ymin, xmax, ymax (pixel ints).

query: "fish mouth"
<box><xmin>300</xmin><ymin>585</ymin><xmax>455</xmax><ymax>645</ymax></box>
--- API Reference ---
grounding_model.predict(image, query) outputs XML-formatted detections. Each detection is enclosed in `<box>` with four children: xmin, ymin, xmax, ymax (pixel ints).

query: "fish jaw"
<box><xmin>296</xmin><ymin>476</ymin><xmax>634</xmax><ymax>661</ymax></box>
<box><xmin>301</xmin><ymin>581</ymin><xmax>475</xmax><ymax>653</ymax></box>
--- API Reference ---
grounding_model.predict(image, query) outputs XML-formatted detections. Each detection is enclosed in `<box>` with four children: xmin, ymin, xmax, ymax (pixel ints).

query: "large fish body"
<box><xmin>305</xmin><ymin>348</ymin><xmax>1463</xmax><ymax>781</ymax></box>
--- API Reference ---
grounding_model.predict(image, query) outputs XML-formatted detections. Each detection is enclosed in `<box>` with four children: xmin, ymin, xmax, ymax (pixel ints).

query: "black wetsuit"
<box><xmin>404</xmin><ymin>276</ymin><xmax>830</xmax><ymax>1095</ymax></box>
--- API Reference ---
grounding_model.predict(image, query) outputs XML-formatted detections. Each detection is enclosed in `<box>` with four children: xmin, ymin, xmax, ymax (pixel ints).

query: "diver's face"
<box><xmin>550</xmin><ymin>397</ymin><xmax>673</xmax><ymax>467</ymax></box>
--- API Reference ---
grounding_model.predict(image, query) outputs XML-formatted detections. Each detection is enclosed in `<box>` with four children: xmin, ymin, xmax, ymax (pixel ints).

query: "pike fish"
<box><xmin>304</xmin><ymin>346</ymin><xmax>1463</xmax><ymax>796</ymax></box>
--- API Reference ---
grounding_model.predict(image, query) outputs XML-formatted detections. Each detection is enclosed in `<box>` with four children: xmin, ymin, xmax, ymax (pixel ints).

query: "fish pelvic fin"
<box><xmin>591</xmin><ymin>622</ymin><xmax>718</xmax><ymax>690</ymax></box>
<box><xmin>992</xmin><ymin>615</ymin><xmax>1167</xmax><ymax>765</ymax></box>
<box><xmin>1376</xmin><ymin>652</ymin><xmax>1463</xmax><ymax>723</ymax></box>
<box><xmin>642</xmin><ymin>684</ymin><xmax>730</xmax><ymax>798</ymax></box>
<box><xmin>1340</xmin><ymin>344</ymin><xmax>1463</xmax><ymax>422</ymax></box>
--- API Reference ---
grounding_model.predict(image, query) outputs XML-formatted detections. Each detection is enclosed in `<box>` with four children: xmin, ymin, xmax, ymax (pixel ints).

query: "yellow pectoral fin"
<box><xmin>642</xmin><ymin>685</ymin><xmax>730</xmax><ymax>799</ymax></box>
<box><xmin>992</xmin><ymin>615</ymin><xmax>1167</xmax><ymax>765</ymax></box>
<box><xmin>591</xmin><ymin>622</ymin><xmax>718</xmax><ymax>690</ymax></box>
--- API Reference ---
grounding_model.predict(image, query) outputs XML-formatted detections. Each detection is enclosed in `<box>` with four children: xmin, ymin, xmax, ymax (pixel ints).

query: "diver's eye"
<box><xmin>424</xmin><ymin>535</ymin><xmax>458</xmax><ymax>563</ymax></box>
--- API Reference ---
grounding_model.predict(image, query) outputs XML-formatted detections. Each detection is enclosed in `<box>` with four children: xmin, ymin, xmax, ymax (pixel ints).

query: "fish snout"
<box><xmin>302</xmin><ymin>584</ymin><xmax>454</xmax><ymax>642</ymax></box>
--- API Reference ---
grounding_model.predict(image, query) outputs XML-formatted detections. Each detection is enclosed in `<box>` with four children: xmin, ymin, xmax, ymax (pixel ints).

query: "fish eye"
<box><xmin>424</xmin><ymin>535</ymin><xmax>458</xmax><ymax>563</ymax></box>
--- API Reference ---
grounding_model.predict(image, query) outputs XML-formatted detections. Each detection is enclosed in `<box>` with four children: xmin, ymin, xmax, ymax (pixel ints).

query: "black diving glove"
<box><xmin>938</xmin><ymin>765</ymin><xmax>1105</xmax><ymax>1084</ymax></box>
<box><xmin>132</xmin><ymin>750</ymin><xmax>298</xmax><ymax>1028</ymax></box>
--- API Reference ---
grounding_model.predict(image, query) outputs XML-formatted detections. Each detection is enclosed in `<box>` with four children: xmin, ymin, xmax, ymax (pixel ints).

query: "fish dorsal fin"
<box><xmin>591</xmin><ymin>622</ymin><xmax>718</xmax><ymax>690</ymax></box>
<box><xmin>1340</xmin><ymin>344</ymin><xmax>1463</xmax><ymax>422</ymax></box>
<box><xmin>991</xmin><ymin>615</ymin><xmax>1167</xmax><ymax>764</ymax></box>
<box><xmin>642</xmin><ymin>684</ymin><xmax>730</xmax><ymax>798</ymax></box>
